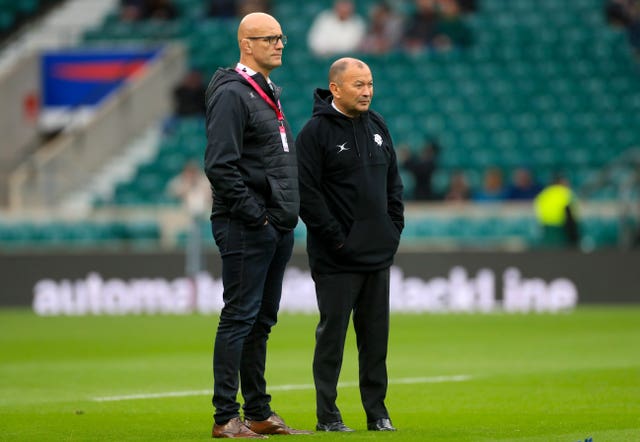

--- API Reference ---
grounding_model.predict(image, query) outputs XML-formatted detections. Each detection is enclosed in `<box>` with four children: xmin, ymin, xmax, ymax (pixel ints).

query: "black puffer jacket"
<box><xmin>296</xmin><ymin>88</ymin><xmax>404</xmax><ymax>273</ymax></box>
<box><xmin>204</xmin><ymin>67</ymin><xmax>299</xmax><ymax>231</ymax></box>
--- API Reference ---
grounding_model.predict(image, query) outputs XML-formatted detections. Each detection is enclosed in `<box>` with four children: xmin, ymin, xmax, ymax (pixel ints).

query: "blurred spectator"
<box><xmin>605</xmin><ymin>0</ymin><xmax>640</xmax><ymax>55</ymax></box>
<box><xmin>630</xmin><ymin>18</ymin><xmax>640</xmax><ymax>54</ymax></box>
<box><xmin>606</xmin><ymin>0</ymin><xmax>634</xmax><ymax>27</ymax></box>
<box><xmin>167</xmin><ymin>160</ymin><xmax>212</xmax><ymax>217</ymax></box>
<box><xmin>206</xmin><ymin>0</ymin><xmax>269</xmax><ymax>18</ymax></box>
<box><xmin>457</xmin><ymin>0</ymin><xmax>477</xmax><ymax>14</ymax></box>
<box><xmin>142</xmin><ymin>0</ymin><xmax>178</xmax><ymax>20</ymax></box>
<box><xmin>505</xmin><ymin>167</ymin><xmax>543</xmax><ymax>200</ymax></box>
<box><xmin>473</xmin><ymin>167</ymin><xmax>507</xmax><ymax>202</ymax></box>
<box><xmin>167</xmin><ymin>161</ymin><xmax>212</xmax><ymax>276</ymax></box>
<box><xmin>119</xmin><ymin>0</ymin><xmax>178</xmax><ymax>21</ymax></box>
<box><xmin>443</xmin><ymin>170</ymin><xmax>471</xmax><ymax>202</ymax></box>
<box><xmin>238</xmin><ymin>0</ymin><xmax>271</xmax><ymax>15</ymax></box>
<box><xmin>400</xmin><ymin>138</ymin><xmax>439</xmax><ymax>200</ymax></box>
<box><xmin>119</xmin><ymin>0</ymin><xmax>145</xmax><ymax>21</ymax></box>
<box><xmin>206</xmin><ymin>0</ymin><xmax>238</xmax><ymax>18</ymax></box>
<box><xmin>359</xmin><ymin>2</ymin><xmax>404</xmax><ymax>54</ymax></box>
<box><xmin>402</xmin><ymin>0</ymin><xmax>473</xmax><ymax>52</ymax></box>
<box><xmin>534</xmin><ymin>175</ymin><xmax>580</xmax><ymax>248</ymax></box>
<box><xmin>402</xmin><ymin>0</ymin><xmax>439</xmax><ymax>52</ymax></box>
<box><xmin>173</xmin><ymin>69</ymin><xmax>207</xmax><ymax>117</ymax></box>
<box><xmin>432</xmin><ymin>0</ymin><xmax>473</xmax><ymax>50</ymax></box>
<box><xmin>307</xmin><ymin>0</ymin><xmax>366</xmax><ymax>57</ymax></box>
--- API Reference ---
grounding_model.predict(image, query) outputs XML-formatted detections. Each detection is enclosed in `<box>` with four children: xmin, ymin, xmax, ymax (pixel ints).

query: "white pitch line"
<box><xmin>92</xmin><ymin>375</ymin><xmax>472</xmax><ymax>402</ymax></box>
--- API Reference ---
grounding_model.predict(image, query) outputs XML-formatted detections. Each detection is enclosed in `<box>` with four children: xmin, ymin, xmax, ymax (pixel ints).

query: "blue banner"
<box><xmin>41</xmin><ymin>48</ymin><xmax>161</xmax><ymax>108</ymax></box>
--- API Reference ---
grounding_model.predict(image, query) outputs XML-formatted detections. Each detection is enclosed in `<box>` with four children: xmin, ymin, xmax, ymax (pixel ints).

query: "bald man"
<box><xmin>204</xmin><ymin>12</ymin><xmax>309</xmax><ymax>438</ymax></box>
<box><xmin>296</xmin><ymin>58</ymin><xmax>404</xmax><ymax>432</ymax></box>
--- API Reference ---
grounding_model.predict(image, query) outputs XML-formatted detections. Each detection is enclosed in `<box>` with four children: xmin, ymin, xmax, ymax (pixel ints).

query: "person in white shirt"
<box><xmin>167</xmin><ymin>161</ymin><xmax>212</xmax><ymax>277</ymax></box>
<box><xmin>307</xmin><ymin>0</ymin><xmax>366</xmax><ymax>57</ymax></box>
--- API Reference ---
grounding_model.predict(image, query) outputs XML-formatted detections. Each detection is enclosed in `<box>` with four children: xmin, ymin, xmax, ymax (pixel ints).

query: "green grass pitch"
<box><xmin>1</xmin><ymin>306</ymin><xmax>639</xmax><ymax>441</ymax></box>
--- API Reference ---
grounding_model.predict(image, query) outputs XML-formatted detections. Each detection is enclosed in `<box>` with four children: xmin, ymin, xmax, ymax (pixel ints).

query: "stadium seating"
<box><xmin>4</xmin><ymin>0</ymin><xmax>635</xmax><ymax>250</ymax></box>
<box><xmin>86</xmin><ymin>0</ymin><xmax>640</xmax><ymax>248</ymax></box>
<box><xmin>0</xmin><ymin>219</ymin><xmax>161</xmax><ymax>249</ymax></box>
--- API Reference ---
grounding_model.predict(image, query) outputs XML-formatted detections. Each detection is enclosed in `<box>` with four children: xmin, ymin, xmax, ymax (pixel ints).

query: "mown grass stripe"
<box><xmin>92</xmin><ymin>374</ymin><xmax>472</xmax><ymax>402</ymax></box>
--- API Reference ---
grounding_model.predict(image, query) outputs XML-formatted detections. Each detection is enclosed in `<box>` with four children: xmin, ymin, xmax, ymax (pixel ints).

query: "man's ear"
<box><xmin>329</xmin><ymin>82</ymin><xmax>340</xmax><ymax>98</ymax></box>
<box><xmin>240</xmin><ymin>39</ymin><xmax>252</xmax><ymax>55</ymax></box>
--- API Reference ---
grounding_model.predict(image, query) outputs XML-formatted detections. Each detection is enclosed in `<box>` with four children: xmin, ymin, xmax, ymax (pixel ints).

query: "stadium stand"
<box><xmin>0</xmin><ymin>0</ymin><xmax>64</xmax><ymax>39</ymax></box>
<box><xmin>0</xmin><ymin>218</ymin><xmax>160</xmax><ymax>249</ymax></box>
<box><xmin>1</xmin><ymin>0</ymin><xmax>639</xmax><ymax>250</ymax></box>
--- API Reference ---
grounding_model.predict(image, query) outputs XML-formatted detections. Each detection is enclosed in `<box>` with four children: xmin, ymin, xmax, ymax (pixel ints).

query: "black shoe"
<box><xmin>367</xmin><ymin>418</ymin><xmax>396</xmax><ymax>431</ymax></box>
<box><xmin>316</xmin><ymin>421</ymin><xmax>355</xmax><ymax>432</ymax></box>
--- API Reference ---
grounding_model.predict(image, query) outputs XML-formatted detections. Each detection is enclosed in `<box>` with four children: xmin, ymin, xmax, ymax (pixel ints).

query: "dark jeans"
<box><xmin>312</xmin><ymin>268</ymin><xmax>391</xmax><ymax>424</ymax></box>
<box><xmin>211</xmin><ymin>217</ymin><xmax>293</xmax><ymax>424</ymax></box>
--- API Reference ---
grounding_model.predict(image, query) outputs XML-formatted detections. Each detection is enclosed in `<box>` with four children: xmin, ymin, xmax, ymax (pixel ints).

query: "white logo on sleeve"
<box><xmin>336</xmin><ymin>142</ymin><xmax>350</xmax><ymax>153</ymax></box>
<box><xmin>374</xmin><ymin>134</ymin><xmax>383</xmax><ymax>146</ymax></box>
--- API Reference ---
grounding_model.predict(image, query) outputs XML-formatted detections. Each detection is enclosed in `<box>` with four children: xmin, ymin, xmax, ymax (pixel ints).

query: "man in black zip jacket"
<box><xmin>204</xmin><ymin>12</ymin><xmax>310</xmax><ymax>439</ymax></box>
<box><xmin>296</xmin><ymin>57</ymin><xmax>404</xmax><ymax>432</ymax></box>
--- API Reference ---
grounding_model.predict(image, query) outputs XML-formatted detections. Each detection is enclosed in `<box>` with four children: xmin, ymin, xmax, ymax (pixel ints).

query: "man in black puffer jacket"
<box><xmin>296</xmin><ymin>57</ymin><xmax>404</xmax><ymax>433</ymax></box>
<box><xmin>204</xmin><ymin>12</ymin><xmax>309</xmax><ymax>439</ymax></box>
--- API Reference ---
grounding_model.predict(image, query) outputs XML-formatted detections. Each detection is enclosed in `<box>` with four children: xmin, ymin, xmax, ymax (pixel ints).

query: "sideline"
<box><xmin>92</xmin><ymin>375</ymin><xmax>473</xmax><ymax>402</ymax></box>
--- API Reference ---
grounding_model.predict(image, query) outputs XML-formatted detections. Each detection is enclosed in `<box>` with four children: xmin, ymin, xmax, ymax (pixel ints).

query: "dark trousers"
<box><xmin>211</xmin><ymin>217</ymin><xmax>293</xmax><ymax>424</ymax></box>
<box><xmin>312</xmin><ymin>268</ymin><xmax>391</xmax><ymax>424</ymax></box>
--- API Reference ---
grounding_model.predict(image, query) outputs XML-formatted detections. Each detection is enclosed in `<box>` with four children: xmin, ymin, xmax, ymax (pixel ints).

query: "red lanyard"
<box><xmin>235</xmin><ymin>67</ymin><xmax>283</xmax><ymax>122</ymax></box>
<box><xmin>235</xmin><ymin>67</ymin><xmax>289</xmax><ymax>152</ymax></box>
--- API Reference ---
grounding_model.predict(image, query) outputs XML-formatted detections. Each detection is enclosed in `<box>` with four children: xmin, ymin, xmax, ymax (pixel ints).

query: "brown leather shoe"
<box><xmin>245</xmin><ymin>412</ymin><xmax>313</xmax><ymax>435</ymax></box>
<box><xmin>212</xmin><ymin>417</ymin><xmax>267</xmax><ymax>439</ymax></box>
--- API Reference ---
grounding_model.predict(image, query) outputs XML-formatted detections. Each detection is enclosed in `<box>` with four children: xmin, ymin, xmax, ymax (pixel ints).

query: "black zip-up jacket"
<box><xmin>296</xmin><ymin>88</ymin><xmax>404</xmax><ymax>273</ymax></box>
<box><xmin>204</xmin><ymin>67</ymin><xmax>299</xmax><ymax>231</ymax></box>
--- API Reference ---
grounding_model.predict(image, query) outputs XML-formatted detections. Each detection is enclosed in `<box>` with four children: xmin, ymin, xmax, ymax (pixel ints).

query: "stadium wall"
<box><xmin>1</xmin><ymin>250</ymin><xmax>638</xmax><ymax>314</ymax></box>
<box><xmin>0</xmin><ymin>52</ymin><xmax>40</xmax><ymax>207</ymax></box>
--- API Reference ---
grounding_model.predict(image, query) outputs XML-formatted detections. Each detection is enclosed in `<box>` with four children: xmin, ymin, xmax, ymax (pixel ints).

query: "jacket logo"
<box><xmin>373</xmin><ymin>134</ymin><xmax>383</xmax><ymax>146</ymax></box>
<box><xmin>336</xmin><ymin>142</ymin><xmax>350</xmax><ymax>153</ymax></box>
<box><xmin>249</xmin><ymin>91</ymin><xmax>256</xmax><ymax>99</ymax></box>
